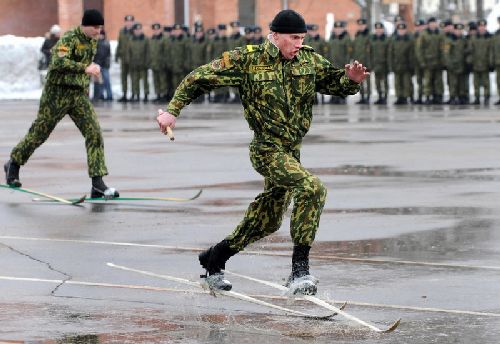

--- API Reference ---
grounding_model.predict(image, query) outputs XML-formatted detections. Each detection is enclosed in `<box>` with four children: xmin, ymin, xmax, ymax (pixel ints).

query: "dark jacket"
<box><xmin>93</xmin><ymin>38</ymin><xmax>111</xmax><ymax>69</ymax></box>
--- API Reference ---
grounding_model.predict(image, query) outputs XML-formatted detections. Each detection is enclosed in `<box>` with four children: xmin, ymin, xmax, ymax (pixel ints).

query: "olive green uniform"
<box><xmin>11</xmin><ymin>26</ymin><xmax>108</xmax><ymax>177</ymax></box>
<box><xmin>115</xmin><ymin>27</ymin><xmax>132</xmax><ymax>97</ymax></box>
<box><xmin>370</xmin><ymin>33</ymin><xmax>390</xmax><ymax>103</ymax></box>
<box><xmin>470</xmin><ymin>32</ymin><xmax>493</xmax><ymax>102</ymax></box>
<box><xmin>166</xmin><ymin>40</ymin><xmax>360</xmax><ymax>251</ymax></box>
<box><xmin>493</xmin><ymin>29</ymin><xmax>500</xmax><ymax>103</ymax></box>
<box><xmin>150</xmin><ymin>33</ymin><xmax>167</xmax><ymax>99</ymax></box>
<box><xmin>352</xmin><ymin>29</ymin><xmax>371</xmax><ymax>103</ymax></box>
<box><xmin>389</xmin><ymin>33</ymin><xmax>414</xmax><ymax>100</ymax></box>
<box><xmin>128</xmin><ymin>33</ymin><xmax>150</xmax><ymax>99</ymax></box>
<box><xmin>443</xmin><ymin>33</ymin><xmax>467</xmax><ymax>103</ymax></box>
<box><xmin>416</xmin><ymin>28</ymin><xmax>445</xmax><ymax>102</ymax></box>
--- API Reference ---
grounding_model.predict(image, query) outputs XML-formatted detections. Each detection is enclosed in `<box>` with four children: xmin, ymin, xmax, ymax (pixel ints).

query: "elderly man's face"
<box><xmin>273</xmin><ymin>32</ymin><xmax>305</xmax><ymax>60</ymax></box>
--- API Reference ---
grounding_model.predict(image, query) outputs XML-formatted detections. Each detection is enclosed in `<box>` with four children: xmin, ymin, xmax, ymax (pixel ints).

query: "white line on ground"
<box><xmin>1</xmin><ymin>235</ymin><xmax>500</xmax><ymax>271</ymax></box>
<box><xmin>1</xmin><ymin>274</ymin><xmax>499</xmax><ymax>318</ymax></box>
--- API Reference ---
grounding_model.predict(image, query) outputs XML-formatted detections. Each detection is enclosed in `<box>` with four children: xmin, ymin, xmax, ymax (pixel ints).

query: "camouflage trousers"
<box><xmin>10</xmin><ymin>84</ymin><xmax>108</xmax><ymax>177</ymax></box>
<box><xmin>225</xmin><ymin>140</ymin><xmax>327</xmax><ymax>252</ymax></box>
<box><xmin>447</xmin><ymin>72</ymin><xmax>467</xmax><ymax>98</ymax></box>
<box><xmin>373</xmin><ymin>71</ymin><xmax>388</xmax><ymax>98</ymax></box>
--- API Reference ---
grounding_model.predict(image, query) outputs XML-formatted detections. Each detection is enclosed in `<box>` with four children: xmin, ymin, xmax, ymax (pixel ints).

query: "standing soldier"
<box><xmin>416</xmin><ymin>17</ymin><xmax>445</xmax><ymax>105</ymax></box>
<box><xmin>150</xmin><ymin>23</ymin><xmax>166</xmax><ymax>103</ymax></box>
<box><xmin>128</xmin><ymin>23</ymin><xmax>149</xmax><ymax>102</ymax></box>
<box><xmin>156</xmin><ymin>9</ymin><xmax>368</xmax><ymax>293</ymax></box>
<box><xmin>444</xmin><ymin>23</ymin><xmax>467</xmax><ymax>105</ymax></box>
<box><xmin>190</xmin><ymin>26</ymin><xmax>207</xmax><ymax>103</ymax></box>
<box><xmin>328</xmin><ymin>21</ymin><xmax>352</xmax><ymax>104</ymax></box>
<box><xmin>352</xmin><ymin>18</ymin><xmax>371</xmax><ymax>104</ymax></box>
<box><xmin>370</xmin><ymin>22</ymin><xmax>390</xmax><ymax>105</ymax></box>
<box><xmin>464</xmin><ymin>22</ymin><xmax>478</xmax><ymax>105</ymax></box>
<box><xmin>169</xmin><ymin>24</ymin><xmax>189</xmax><ymax>96</ymax></box>
<box><xmin>115</xmin><ymin>15</ymin><xmax>134</xmax><ymax>102</ymax></box>
<box><xmin>4</xmin><ymin>9</ymin><xmax>119</xmax><ymax>198</ymax></box>
<box><xmin>493</xmin><ymin>17</ymin><xmax>500</xmax><ymax>105</ymax></box>
<box><xmin>229</xmin><ymin>20</ymin><xmax>244</xmax><ymax>103</ymax></box>
<box><xmin>413</xmin><ymin>19</ymin><xmax>427</xmax><ymax>104</ymax></box>
<box><xmin>253</xmin><ymin>26</ymin><xmax>264</xmax><ymax>44</ymax></box>
<box><xmin>212</xmin><ymin>24</ymin><xmax>230</xmax><ymax>103</ymax></box>
<box><xmin>243</xmin><ymin>26</ymin><xmax>255</xmax><ymax>45</ymax></box>
<box><xmin>442</xmin><ymin>19</ymin><xmax>454</xmax><ymax>103</ymax></box>
<box><xmin>389</xmin><ymin>22</ymin><xmax>414</xmax><ymax>105</ymax></box>
<box><xmin>306</xmin><ymin>23</ymin><xmax>328</xmax><ymax>104</ymax></box>
<box><xmin>470</xmin><ymin>19</ymin><xmax>493</xmax><ymax>105</ymax></box>
<box><xmin>161</xmin><ymin>26</ymin><xmax>173</xmax><ymax>102</ymax></box>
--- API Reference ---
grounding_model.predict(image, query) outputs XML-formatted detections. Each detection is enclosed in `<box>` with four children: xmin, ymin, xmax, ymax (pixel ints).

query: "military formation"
<box><xmin>115</xmin><ymin>14</ymin><xmax>500</xmax><ymax>105</ymax></box>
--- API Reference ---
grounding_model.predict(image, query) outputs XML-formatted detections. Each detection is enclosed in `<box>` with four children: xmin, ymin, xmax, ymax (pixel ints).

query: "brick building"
<box><xmin>0</xmin><ymin>0</ymin><xmax>361</xmax><ymax>40</ymax></box>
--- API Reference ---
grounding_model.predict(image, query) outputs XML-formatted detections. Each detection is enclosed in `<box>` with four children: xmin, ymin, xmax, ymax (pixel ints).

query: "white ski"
<box><xmin>225</xmin><ymin>270</ymin><xmax>400</xmax><ymax>333</ymax></box>
<box><xmin>106</xmin><ymin>262</ymin><xmax>335</xmax><ymax>320</ymax></box>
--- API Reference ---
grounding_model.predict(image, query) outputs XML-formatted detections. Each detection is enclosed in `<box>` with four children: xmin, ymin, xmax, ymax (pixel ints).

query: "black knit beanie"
<box><xmin>270</xmin><ymin>9</ymin><xmax>307</xmax><ymax>33</ymax></box>
<box><xmin>82</xmin><ymin>9</ymin><xmax>104</xmax><ymax>26</ymax></box>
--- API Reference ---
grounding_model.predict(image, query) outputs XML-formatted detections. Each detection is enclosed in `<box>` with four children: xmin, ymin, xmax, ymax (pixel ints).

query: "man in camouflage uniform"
<box><xmin>370</xmin><ymin>22</ymin><xmax>390</xmax><ymax>104</ymax></box>
<box><xmin>150</xmin><ymin>23</ymin><xmax>166</xmax><ymax>103</ymax></box>
<box><xmin>328</xmin><ymin>21</ymin><xmax>352</xmax><ymax>104</ymax></box>
<box><xmin>4</xmin><ymin>9</ymin><xmax>119</xmax><ymax>199</ymax></box>
<box><xmin>115</xmin><ymin>15</ymin><xmax>134</xmax><ymax>102</ymax></box>
<box><xmin>156</xmin><ymin>9</ymin><xmax>368</xmax><ymax>294</ymax></box>
<box><xmin>470</xmin><ymin>20</ymin><xmax>493</xmax><ymax>105</ymax></box>
<box><xmin>352</xmin><ymin>18</ymin><xmax>371</xmax><ymax>104</ymax></box>
<box><xmin>444</xmin><ymin>23</ymin><xmax>467</xmax><ymax>105</ymax></box>
<box><xmin>389</xmin><ymin>22</ymin><xmax>414</xmax><ymax>105</ymax></box>
<box><xmin>416</xmin><ymin>17</ymin><xmax>444</xmax><ymax>105</ymax></box>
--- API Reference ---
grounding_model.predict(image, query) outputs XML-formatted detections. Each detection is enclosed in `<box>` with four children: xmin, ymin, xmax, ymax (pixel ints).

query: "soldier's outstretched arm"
<box><xmin>313</xmin><ymin>52</ymin><xmax>361</xmax><ymax>97</ymax></box>
<box><xmin>166</xmin><ymin>49</ymin><xmax>245</xmax><ymax>117</ymax></box>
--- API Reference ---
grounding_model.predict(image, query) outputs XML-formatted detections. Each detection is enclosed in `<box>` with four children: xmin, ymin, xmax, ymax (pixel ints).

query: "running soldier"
<box><xmin>156</xmin><ymin>9</ymin><xmax>368</xmax><ymax>295</ymax></box>
<box><xmin>4</xmin><ymin>9</ymin><xmax>119</xmax><ymax>199</ymax></box>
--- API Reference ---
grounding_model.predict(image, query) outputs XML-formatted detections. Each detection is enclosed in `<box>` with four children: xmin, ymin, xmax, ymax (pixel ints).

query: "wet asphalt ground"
<box><xmin>0</xmin><ymin>99</ymin><xmax>499</xmax><ymax>343</ymax></box>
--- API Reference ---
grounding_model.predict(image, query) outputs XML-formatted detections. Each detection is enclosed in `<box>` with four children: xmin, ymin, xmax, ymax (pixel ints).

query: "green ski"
<box><xmin>0</xmin><ymin>183</ymin><xmax>85</xmax><ymax>205</ymax></box>
<box><xmin>33</xmin><ymin>189</ymin><xmax>202</xmax><ymax>203</ymax></box>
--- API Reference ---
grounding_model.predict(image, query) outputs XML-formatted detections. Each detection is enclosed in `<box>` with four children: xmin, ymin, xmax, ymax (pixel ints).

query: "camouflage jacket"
<box><xmin>46</xmin><ymin>26</ymin><xmax>96</xmax><ymax>90</ymax></box>
<box><xmin>167</xmin><ymin>39</ymin><xmax>360</xmax><ymax>146</ymax></box>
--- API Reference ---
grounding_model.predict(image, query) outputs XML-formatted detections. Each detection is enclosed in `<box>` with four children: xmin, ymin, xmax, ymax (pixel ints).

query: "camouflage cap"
<box><xmin>244</xmin><ymin>26</ymin><xmax>254</xmax><ymax>34</ymax></box>
<box><xmin>334</xmin><ymin>21</ymin><xmax>345</xmax><ymax>28</ymax></box>
<box><xmin>397</xmin><ymin>22</ymin><xmax>407</xmax><ymax>29</ymax></box>
<box><xmin>415</xmin><ymin>19</ymin><xmax>426</xmax><ymax>26</ymax></box>
<box><xmin>374</xmin><ymin>22</ymin><xmax>384</xmax><ymax>29</ymax></box>
<box><xmin>163</xmin><ymin>25</ymin><xmax>172</xmax><ymax>32</ymax></box>
<box><xmin>357</xmin><ymin>18</ymin><xmax>367</xmax><ymax>25</ymax></box>
<box><xmin>218</xmin><ymin>23</ymin><xmax>227</xmax><ymax>30</ymax></box>
<box><xmin>477</xmin><ymin>19</ymin><xmax>487</xmax><ymax>26</ymax></box>
<box><xmin>206</xmin><ymin>28</ymin><xmax>216</xmax><ymax>35</ymax></box>
<box><xmin>152</xmin><ymin>23</ymin><xmax>161</xmax><ymax>30</ymax></box>
<box><xmin>173</xmin><ymin>23</ymin><xmax>182</xmax><ymax>30</ymax></box>
<box><xmin>454</xmin><ymin>23</ymin><xmax>464</xmax><ymax>30</ymax></box>
<box><xmin>394</xmin><ymin>15</ymin><xmax>403</xmax><ymax>22</ymax></box>
<box><xmin>254</xmin><ymin>26</ymin><xmax>262</xmax><ymax>33</ymax></box>
<box><xmin>427</xmin><ymin>17</ymin><xmax>437</xmax><ymax>23</ymax></box>
<box><xmin>306</xmin><ymin>24</ymin><xmax>319</xmax><ymax>30</ymax></box>
<box><xmin>124</xmin><ymin>15</ymin><xmax>134</xmax><ymax>21</ymax></box>
<box><xmin>230</xmin><ymin>20</ymin><xmax>240</xmax><ymax>27</ymax></box>
<box><xmin>132</xmin><ymin>23</ymin><xmax>142</xmax><ymax>30</ymax></box>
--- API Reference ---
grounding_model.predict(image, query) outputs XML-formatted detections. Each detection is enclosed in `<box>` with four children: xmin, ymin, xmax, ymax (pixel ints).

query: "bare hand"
<box><xmin>345</xmin><ymin>60</ymin><xmax>370</xmax><ymax>84</ymax></box>
<box><xmin>85</xmin><ymin>62</ymin><xmax>101</xmax><ymax>78</ymax></box>
<box><xmin>156</xmin><ymin>109</ymin><xmax>177</xmax><ymax>134</ymax></box>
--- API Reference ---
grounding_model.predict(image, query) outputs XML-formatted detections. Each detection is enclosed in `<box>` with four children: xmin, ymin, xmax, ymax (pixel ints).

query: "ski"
<box><xmin>33</xmin><ymin>189</ymin><xmax>202</xmax><ymax>203</ymax></box>
<box><xmin>0</xmin><ymin>183</ymin><xmax>85</xmax><ymax>205</ymax></box>
<box><xmin>225</xmin><ymin>270</ymin><xmax>400</xmax><ymax>333</ymax></box>
<box><xmin>106</xmin><ymin>262</ymin><xmax>335</xmax><ymax>320</ymax></box>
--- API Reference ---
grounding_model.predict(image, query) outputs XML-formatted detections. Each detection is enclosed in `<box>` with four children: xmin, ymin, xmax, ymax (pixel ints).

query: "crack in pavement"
<box><xmin>0</xmin><ymin>242</ymin><xmax>72</xmax><ymax>295</ymax></box>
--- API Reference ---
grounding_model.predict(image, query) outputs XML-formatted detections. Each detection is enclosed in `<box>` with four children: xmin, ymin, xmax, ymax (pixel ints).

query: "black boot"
<box><xmin>143</xmin><ymin>94</ymin><xmax>149</xmax><ymax>103</ymax></box>
<box><xmin>286</xmin><ymin>245</ymin><xmax>318</xmax><ymax>295</ymax></box>
<box><xmin>423</xmin><ymin>96</ymin><xmax>433</xmax><ymax>105</ymax></box>
<box><xmin>118</xmin><ymin>94</ymin><xmax>128</xmax><ymax>102</ymax></box>
<box><xmin>4</xmin><ymin>159</ymin><xmax>21</xmax><ymax>187</ymax></box>
<box><xmin>91</xmin><ymin>176</ymin><xmax>119</xmax><ymax>199</ymax></box>
<box><xmin>484</xmin><ymin>96</ymin><xmax>490</xmax><ymax>105</ymax></box>
<box><xmin>433</xmin><ymin>95</ymin><xmax>443</xmax><ymax>105</ymax></box>
<box><xmin>355</xmin><ymin>96</ymin><xmax>365</xmax><ymax>104</ymax></box>
<box><xmin>473</xmin><ymin>97</ymin><xmax>480</xmax><ymax>105</ymax></box>
<box><xmin>199</xmin><ymin>240</ymin><xmax>238</xmax><ymax>291</ymax></box>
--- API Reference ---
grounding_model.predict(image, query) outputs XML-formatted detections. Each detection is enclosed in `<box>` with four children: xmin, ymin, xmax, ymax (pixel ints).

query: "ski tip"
<box><xmin>72</xmin><ymin>195</ymin><xmax>86</xmax><ymax>205</ymax></box>
<box><xmin>383</xmin><ymin>318</ymin><xmax>401</xmax><ymax>333</ymax></box>
<box><xmin>191</xmin><ymin>189</ymin><xmax>203</xmax><ymax>200</ymax></box>
<box><xmin>339</xmin><ymin>301</ymin><xmax>348</xmax><ymax>310</ymax></box>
